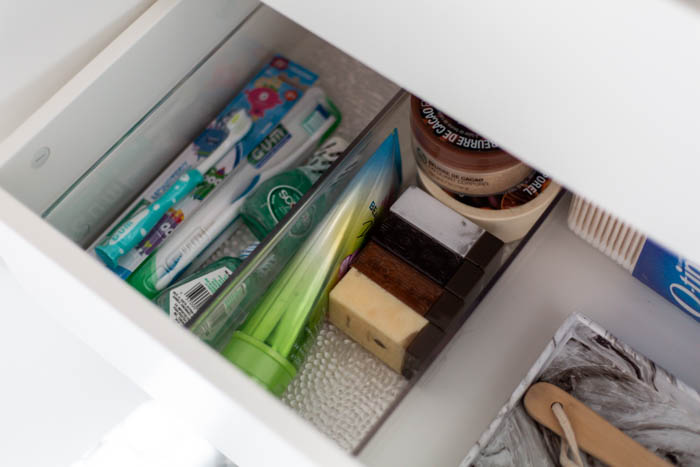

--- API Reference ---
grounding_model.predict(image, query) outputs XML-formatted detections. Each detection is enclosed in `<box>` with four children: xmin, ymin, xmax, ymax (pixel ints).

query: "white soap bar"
<box><xmin>391</xmin><ymin>186</ymin><xmax>484</xmax><ymax>256</ymax></box>
<box><xmin>329</xmin><ymin>268</ymin><xmax>428</xmax><ymax>373</ymax></box>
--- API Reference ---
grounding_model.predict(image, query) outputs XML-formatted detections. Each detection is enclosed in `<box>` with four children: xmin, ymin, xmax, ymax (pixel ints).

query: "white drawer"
<box><xmin>0</xmin><ymin>2</ymin><xmax>698</xmax><ymax>467</ymax></box>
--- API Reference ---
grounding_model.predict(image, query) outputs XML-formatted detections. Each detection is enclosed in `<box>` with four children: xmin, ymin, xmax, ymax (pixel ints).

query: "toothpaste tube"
<box><xmin>221</xmin><ymin>129</ymin><xmax>402</xmax><ymax>396</ymax></box>
<box><xmin>127</xmin><ymin>88</ymin><xmax>340</xmax><ymax>298</ymax></box>
<box><xmin>91</xmin><ymin>55</ymin><xmax>318</xmax><ymax>278</ymax></box>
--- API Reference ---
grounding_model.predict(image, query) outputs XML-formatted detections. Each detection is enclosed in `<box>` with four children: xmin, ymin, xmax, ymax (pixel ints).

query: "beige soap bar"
<box><xmin>329</xmin><ymin>268</ymin><xmax>428</xmax><ymax>372</ymax></box>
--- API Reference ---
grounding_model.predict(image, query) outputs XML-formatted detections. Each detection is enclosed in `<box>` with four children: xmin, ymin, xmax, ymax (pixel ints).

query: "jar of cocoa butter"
<box><xmin>410</xmin><ymin>96</ymin><xmax>532</xmax><ymax>196</ymax></box>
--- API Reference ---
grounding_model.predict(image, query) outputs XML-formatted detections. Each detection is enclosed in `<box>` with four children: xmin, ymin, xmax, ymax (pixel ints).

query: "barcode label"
<box><xmin>168</xmin><ymin>266</ymin><xmax>233</xmax><ymax>325</ymax></box>
<box><xmin>184</xmin><ymin>283</ymin><xmax>211</xmax><ymax>310</ymax></box>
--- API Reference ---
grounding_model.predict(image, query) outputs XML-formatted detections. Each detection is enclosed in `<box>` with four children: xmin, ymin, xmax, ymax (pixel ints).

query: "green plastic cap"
<box><xmin>222</xmin><ymin>331</ymin><xmax>297</xmax><ymax>397</ymax></box>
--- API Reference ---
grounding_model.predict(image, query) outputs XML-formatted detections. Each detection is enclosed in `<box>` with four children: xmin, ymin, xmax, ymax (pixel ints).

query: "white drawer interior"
<box><xmin>3</xmin><ymin>3</ymin><xmax>696</xmax><ymax>467</ymax></box>
<box><xmin>0</xmin><ymin>3</ymin><xmax>561</xmax><ymax>464</ymax></box>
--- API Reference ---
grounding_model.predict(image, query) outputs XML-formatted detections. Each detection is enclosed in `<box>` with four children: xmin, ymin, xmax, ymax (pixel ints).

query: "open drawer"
<box><xmin>0</xmin><ymin>2</ymin><xmax>536</xmax><ymax>465</ymax></box>
<box><xmin>1</xmin><ymin>2</ymin><xmax>698</xmax><ymax>467</ymax></box>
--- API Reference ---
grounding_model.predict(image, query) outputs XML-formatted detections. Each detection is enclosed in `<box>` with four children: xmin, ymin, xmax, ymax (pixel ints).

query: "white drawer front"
<box><xmin>262</xmin><ymin>0</ymin><xmax>700</xmax><ymax>263</ymax></box>
<box><xmin>0</xmin><ymin>186</ymin><xmax>359</xmax><ymax>466</ymax></box>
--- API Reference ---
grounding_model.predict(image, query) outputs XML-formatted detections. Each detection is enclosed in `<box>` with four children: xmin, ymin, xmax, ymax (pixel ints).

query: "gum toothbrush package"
<box><xmin>90</xmin><ymin>55</ymin><xmax>318</xmax><ymax>278</ymax></box>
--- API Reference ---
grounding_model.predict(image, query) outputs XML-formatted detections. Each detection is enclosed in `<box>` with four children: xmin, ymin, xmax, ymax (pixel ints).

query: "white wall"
<box><xmin>0</xmin><ymin>1</ymin><xmax>156</xmax><ymax>143</ymax></box>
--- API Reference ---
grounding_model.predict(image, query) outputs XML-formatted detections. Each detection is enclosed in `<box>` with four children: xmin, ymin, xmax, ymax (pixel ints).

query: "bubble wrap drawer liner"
<box><xmin>282</xmin><ymin>322</ymin><xmax>408</xmax><ymax>452</ymax></box>
<box><xmin>201</xmin><ymin>222</ymin><xmax>408</xmax><ymax>452</ymax></box>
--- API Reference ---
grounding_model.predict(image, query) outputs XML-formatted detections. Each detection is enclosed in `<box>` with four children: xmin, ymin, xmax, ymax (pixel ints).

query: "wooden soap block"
<box><xmin>353</xmin><ymin>241</ymin><xmax>443</xmax><ymax>315</ymax></box>
<box><xmin>329</xmin><ymin>268</ymin><xmax>428</xmax><ymax>373</ymax></box>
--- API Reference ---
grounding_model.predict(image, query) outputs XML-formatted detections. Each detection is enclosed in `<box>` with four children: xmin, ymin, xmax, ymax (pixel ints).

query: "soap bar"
<box><xmin>374</xmin><ymin>187</ymin><xmax>494</xmax><ymax>285</ymax></box>
<box><xmin>391</xmin><ymin>186</ymin><xmax>484</xmax><ymax>257</ymax></box>
<box><xmin>352</xmin><ymin>241</ymin><xmax>443</xmax><ymax>315</ymax></box>
<box><xmin>329</xmin><ymin>268</ymin><xmax>428</xmax><ymax>373</ymax></box>
<box><xmin>374</xmin><ymin>212</ymin><xmax>461</xmax><ymax>285</ymax></box>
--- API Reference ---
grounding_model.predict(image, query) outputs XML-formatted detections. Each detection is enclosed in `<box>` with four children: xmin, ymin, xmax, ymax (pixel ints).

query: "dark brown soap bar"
<box><xmin>402</xmin><ymin>323</ymin><xmax>445</xmax><ymax>379</ymax></box>
<box><xmin>373</xmin><ymin>212</ymin><xmax>462</xmax><ymax>286</ymax></box>
<box><xmin>424</xmin><ymin>289</ymin><xmax>465</xmax><ymax>332</ymax></box>
<box><xmin>353</xmin><ymin>241</ymin><xmax>443</xmax><ymax>316</ymax></box>
<box><xmin>465</xmin><ymin>232</ymin><xmax>504</xmax><ymax>272</ymax></box>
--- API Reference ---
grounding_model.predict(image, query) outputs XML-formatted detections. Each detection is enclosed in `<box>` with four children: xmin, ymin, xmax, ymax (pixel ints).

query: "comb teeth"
<box><xmin>567</xmin><ymin>195</ymin><xmax>646</xmax><ymax>272</ymax></box>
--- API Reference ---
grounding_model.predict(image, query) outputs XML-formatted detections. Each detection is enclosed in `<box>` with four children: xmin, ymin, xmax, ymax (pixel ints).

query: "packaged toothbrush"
<box><xmin>183</xmin><ymin>137</ymin><xmax>347</xmax><ymax>276</ymax></box>
<box><xmin>160</xmin><ymin>138</ymin><xmax>348</xmax><ymax>320</ymax></box>
<box><xmin>127</xmin><ymin>87</ymin><xmax>341</xmax><ymax>298</ymax></box>
<box><xmin>241</xmin><ymin>136</ymin><xmax>348</xmax><ymax>240</ymax></box>
<box><xmin>222</xmin><ymin>130</ymin><xmax>402</xmax><ymax>396</ymax></box>
<box><xmin>91</xmin><ymin>55</ymin><xmax>318</xmax><ymax>276</ymax></box>
<box><xmin>181</xmin><ymin>218</ymin><xmax>252</xmax><ymax>277</ymax></box>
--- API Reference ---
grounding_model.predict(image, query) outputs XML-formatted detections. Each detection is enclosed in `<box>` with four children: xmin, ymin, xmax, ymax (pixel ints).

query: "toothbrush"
<box><xmin>153</xmin><ymin>114</ymin><xmax>336</xmax><ymax>293</ymax></box>
<box><xmin>156</xmin><ymin>117</ymin><xmax>335</xmax><ymax>290</ymax></box>
<box><xmin>127</xmin><ymin>89</ymin><xmax>337</xmax><ymax>297</ymax></box>
<box><xmin>96</xmin><ymin>109</ymin><xmax>252</xmax><ymax>268</ymax></box>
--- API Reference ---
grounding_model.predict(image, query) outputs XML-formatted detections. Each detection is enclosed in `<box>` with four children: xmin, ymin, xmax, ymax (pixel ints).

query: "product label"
<box><xmin>150</xmin><ymin>160</ymin><xmax>196</xmax><ymax>202</ymax></box>
<box><xmin>105</xmin><ymin>208</ymin><xmax>150</xmax><ymax>245</ymax></box>
<box><xmin>632</xmin><ymin>240</ymin><xmax>700</xmax><ymax>322</ymax></box>
<box><xmin>136</xmin><ymin>208</ymin><xmax>185</xmax><ymax>257</ymax></box>
<box><xmin>164</xmin><ymin>227</ymin><xmax>211</xmax><ymax>272</ymax></box>
<box><xmin>267</xmin><ymin>184</ymin><xmax>305</xmax><ymax>223</ymax></box>
<box><xmin>449</xmin><ymin>170</ymin><xmax>550</xmax><ymax>210</ymax></box>
<box><xmin>417</xmin><ymin>101</ymin><xmax>498</xmax><ymax>151</ymax></box>
<box><xmin>193</xmin><ymin>282</ymin><xmax>248</xmax><ymax>344</ymax></box>
<box><xmin>191</xmin><ymin>165</ymin><xmax>227</xmax><ymax>201</ymax></box>
<box><xmin>415</xmin><ymin>140</ymin><xmax>506</xmax><ymax>195</ymax></box>
<box><xmin>247</xmin><ymin>124</ymin><xmax>291</xmax><ymax>168</ymax></box>
<box><xmin>169</xmin><ymin>266</ymin><xmax>233</xmax><ymax>325</ymax></box>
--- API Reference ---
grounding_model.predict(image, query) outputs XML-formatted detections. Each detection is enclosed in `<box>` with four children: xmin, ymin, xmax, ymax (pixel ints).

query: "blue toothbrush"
<box><xmin>96</xmin><ymin>109</ymin><xmax>252</xmax><ymax>268</ymax></box>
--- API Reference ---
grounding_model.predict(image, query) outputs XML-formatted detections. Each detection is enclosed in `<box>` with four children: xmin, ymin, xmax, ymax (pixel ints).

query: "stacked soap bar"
<box><xmin>329</xmin><ymin>187</ymin><xmax>503</xmax><ymax>378</ymax></box>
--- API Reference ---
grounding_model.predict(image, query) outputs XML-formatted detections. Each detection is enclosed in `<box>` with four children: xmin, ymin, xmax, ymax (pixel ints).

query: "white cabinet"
<box><xmin>263</xmin><ymin>0</ymin><xmax>700</xmax><ymax>263</ymax></box>
<box><xmin>0</xmin><ymin>1</ymin><xmax>697</xmax><ymax>466</ymax></box>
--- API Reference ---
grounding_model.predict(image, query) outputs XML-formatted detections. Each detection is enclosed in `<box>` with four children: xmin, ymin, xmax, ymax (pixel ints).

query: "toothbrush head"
<box><xmin>226</xmin><ymin>109</ymin><xmax>252</xmax><ymax>133</ymax></box>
